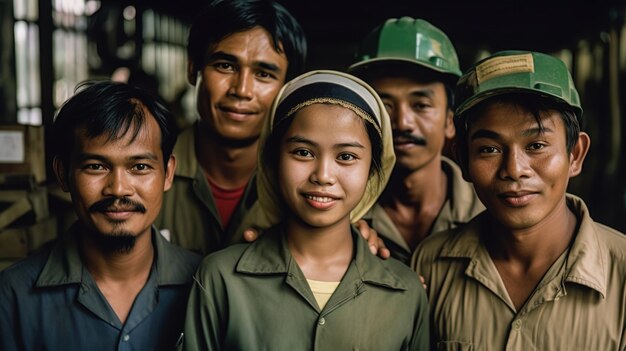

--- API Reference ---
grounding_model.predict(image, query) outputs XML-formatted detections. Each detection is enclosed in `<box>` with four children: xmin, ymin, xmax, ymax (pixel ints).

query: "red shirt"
<box><xmin>206</xmin><ymin>176</ymin><xmax>246</xmax><ymax>229</ymax></box>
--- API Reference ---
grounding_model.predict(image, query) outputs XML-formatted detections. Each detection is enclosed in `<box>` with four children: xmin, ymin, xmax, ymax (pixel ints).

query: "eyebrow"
<box><xmin>409</xmin><ymin>89</ymin><xmax>435</xmax><ymax>99</ymax></box>
<box><xmin>76</xmin><ymin>153</ymin><xmax>159</xmax><ymax>162</ymax></box>
<box><xmin>470</xmin><ymin>126</ymin><xmax>555</xmax><ymax>141</ymax></box>
<box><xmin>378</xmin><ymin>88</ymin><xmax>434</xmax><ymax>100</ymax></box>
<box><xmin>205</xmin><ymin>51</ymin><xmax>237</xmax><ymax>63</ymax></box>
<box><xmin>285</xmin><ymin>135</ymin><xmax>366</xmax><ymax>149</ymax></box>
<box><xmin>206</xmin><ymin>51</ymin><xmax>282</xmax><ymax>73</ymax></box>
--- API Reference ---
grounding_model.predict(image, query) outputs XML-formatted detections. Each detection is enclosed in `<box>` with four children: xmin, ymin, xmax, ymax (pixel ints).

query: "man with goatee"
<box><xmin>0</xmin><ymin>81</ymin><xmax>201</xmax><ymax>351</ymax></box>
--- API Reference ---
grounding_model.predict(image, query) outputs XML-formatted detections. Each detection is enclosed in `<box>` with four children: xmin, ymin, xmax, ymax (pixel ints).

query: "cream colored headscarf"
<box><xmin>253</xmin><ymin>70</ymin><xmax>395</xmax><ymax>228</ymax></box>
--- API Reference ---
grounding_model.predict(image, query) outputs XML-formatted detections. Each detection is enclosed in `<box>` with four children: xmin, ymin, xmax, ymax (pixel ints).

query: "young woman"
<box><xmin>183</xmin><ymin>71</ymin><xmax>429</xmax><ymax>350</ymax></box>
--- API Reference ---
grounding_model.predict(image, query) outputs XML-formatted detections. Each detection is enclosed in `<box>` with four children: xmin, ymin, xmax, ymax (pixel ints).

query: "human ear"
<box><xmin>187</xmin><ymin>60</ymin><xmax>197</xmax><ymax>86</ymax></box>
<box><xmin>163</xmin><ymin>154</ymin><xmax>177</xmax><ymax>192</ymax></box>
<box><xmin>52</xmin><ymin>156</ymin><xmax>70</xmax><ymax>192</ymax></box>
<box><xmin>444</xmin><ymin>109</ymin><xmax>456</xmax><ymax>139</ymax></box>
<box><xmin>568</xmin><ymin>132</ymin><xmax>590</xmax><ymax>178</ymax></box>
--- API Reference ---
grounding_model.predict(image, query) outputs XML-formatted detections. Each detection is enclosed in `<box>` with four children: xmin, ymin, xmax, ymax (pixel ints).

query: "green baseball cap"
<box><xmin>455</xmin><ymin>50</ymin><xmax>582</xmax><ymax>119</ymax></box>
<box><xmin>348</xmin><ymin>17</ymin><xmax>461</xmax><ymax>80</ymax></box>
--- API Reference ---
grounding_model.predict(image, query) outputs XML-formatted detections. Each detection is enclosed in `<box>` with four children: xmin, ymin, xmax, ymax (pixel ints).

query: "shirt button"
<box><xmin>512</xmin><ymin>319</ymin><xmax>522</xmax><ymax>330</ymax></box>
<box><xmin>123</xmin><ymin>334</ymin><xmax>130</xmax><ymax>342</ymax></box>
<box><xmin>318</xmin><ymin>317</ymin><xmax>326</xmax><ymax>326</ymax></box>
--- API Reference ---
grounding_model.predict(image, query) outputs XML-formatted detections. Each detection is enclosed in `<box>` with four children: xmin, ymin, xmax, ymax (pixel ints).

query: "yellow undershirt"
<box><xmin>307</xmin><ymin>279</ymin><xmax>340</xmax><ymax>310</ymax></box>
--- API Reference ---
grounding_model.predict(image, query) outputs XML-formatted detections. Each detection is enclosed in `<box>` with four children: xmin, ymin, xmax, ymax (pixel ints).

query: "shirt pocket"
<box><xmin>436</xmin><ymin>340</ymin><xmax>473</xmax><ymax>351</ymax></box>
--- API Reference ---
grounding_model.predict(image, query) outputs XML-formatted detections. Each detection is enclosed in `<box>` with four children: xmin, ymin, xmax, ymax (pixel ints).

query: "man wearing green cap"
<box><xmin>413</xmin><ymin>51</ymin><xmax>626</xmax><ymax>349</ymax></box>
<box><xmin>349</xmin><ymin>17</ymin><xmax>484</xmax><ymax>264</ymax></box>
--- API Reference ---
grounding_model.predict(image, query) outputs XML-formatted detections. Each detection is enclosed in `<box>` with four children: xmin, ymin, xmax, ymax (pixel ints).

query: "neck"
<box><xmin>485</xmin><ymin>197</ymin><xmax>577</xmax><ymax>267</ymax></box>
<box><xmin>384</xmin><ymin>155</ymin><xmax>447</xmax><ymax>206</ymax></box>
<box><xmin>286</xmin><ymin>216</ymin><xmax>353</xmax><ymax>281</ymax></box>
<box><xmin>195</xmin><ymin>124</ymin><xmax>257</xmax><ymax>189</ymax></box>
<box><xmin>379</xmin><ymin>158</ymin><xmax>448</xmax><ymax>249</ymax></box>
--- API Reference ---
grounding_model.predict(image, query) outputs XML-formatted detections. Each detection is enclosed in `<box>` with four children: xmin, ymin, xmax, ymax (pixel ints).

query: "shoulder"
<box><xmin>379</xmin><ymin>256</ymin><xmax>423</xmax><ymax>288</ymax></box>
<box><xmin>160</xmin><ymin>237</ymin><xmax>203</xmax><ymax>272</ymax></box>
<box><xmin>593</xmin><ymin>222</ymin><xmax>626</xmax><ymax>261</ymax></box>
<box><xmin>197</xmin><ymin>225</ymin><xmax>284</xmax><ymax>278</ymax></box>
<box><xmin>411</xmin><ymin>224</ymin><xmax>470</xmax><ymax>274</ymax></box>
<box><xmin>196</xmin><ymin>243</ymin><xmax>250</xmax><ymax>277</ymax></box>
<box><xmin>0</xmin><ymin>251</ymin><xmax>49</xmax><ymax>297</ymax></box>
<box><xmin>570</xmin><ymin>195</ymin><xmax>626</xmax><ymax>261</ymax></box>
<box><xmin>356</xmin><ymin>230</ymin><xmax>424</xmax><ymax>296</ymax></box>
<box><xmin>415</xmin><ymin>227</ymin><xmax>459</xmax><ymax>259</ymax></box>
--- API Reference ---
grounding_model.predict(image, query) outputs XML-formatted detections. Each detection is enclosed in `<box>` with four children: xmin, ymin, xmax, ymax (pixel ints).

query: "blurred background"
<box><xmin>0</xmin><ymin>0</ymin><xmax>625</xmax><ymax>267</ymax></box>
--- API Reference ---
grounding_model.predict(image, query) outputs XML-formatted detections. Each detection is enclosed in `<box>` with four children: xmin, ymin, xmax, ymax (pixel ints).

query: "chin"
<box><xmin>296</xmin><ymin>215</ymin><xmax>343</xmax><ymax>229</ymax></box>
<box><xmin>219</xmin><ymin>131</ymin><xmax>261</xmax><ymax>147</ymax></box>
<box><xmin>90</xmin><ymin>229</ymin><xmax>138</xmax><ymax>254</ymax></box>
<box><xmin>490</xmin><ymin>210</ymin><xmax>542</xmax><ymax>230</ymax></box>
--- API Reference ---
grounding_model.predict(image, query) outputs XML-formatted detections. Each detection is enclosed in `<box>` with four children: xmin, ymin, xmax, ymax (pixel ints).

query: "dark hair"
<box><xmin>263</xmin><ymin>105</ymin><xmax>384</xmax><ymax>182</ymax></box>
<box><xmin>187</xmin><ymin>0</ymin><xmax>307</xmax><ymax>81</ymax></box>
<box><xmin>53</xmin><ymin>81</ymin><xmax>179</xmax><ymax>170</ymax></box>
<box><xmin>352</xmin><ymin>62</ymin><xmax>457</xmax><ymax>111</ymax></box>
<box><xmin>454</xmin><ymin>93</ymin><xmax>581</xmax><ymax>172</ymax></box>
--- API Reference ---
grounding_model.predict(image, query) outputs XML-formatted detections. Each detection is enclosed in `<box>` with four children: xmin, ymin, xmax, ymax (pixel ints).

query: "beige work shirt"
<box><xmin>412</xmin><ymin>195</ymin><xmax>626</xmax><ymax>350</ymax></box>
<box><xmin>363</xmin><ymin>157</ymin><xmax>484</xmax><ymax>264</ymax></box>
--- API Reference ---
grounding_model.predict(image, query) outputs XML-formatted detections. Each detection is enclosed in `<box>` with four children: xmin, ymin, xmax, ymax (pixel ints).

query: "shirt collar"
<box><xmin>236</xmin><ymin>225</ymin><xmax>408</xmax><ymax>291</ymax></box>
<box><xmin>560</xmin><ymin>194</ymin><xmax>607</xmax><ymax>297</ymax></box>
<box><xmin>153</xmin><ymin>226</ymin><xmax>201</xmax><ymax>285</ymax></box>
<box><xmin>363</xmin><ymin>157</ymin><xmax>483</xmax><ymax>252</ymax></box>
<box><xmin>441</xmin><ymin>156</ymin><xmax>485</xmax><ymax>223</ymax></box>
<box><xmin>436</xmin><ymin>194</ymin><xmax>607</xmax><ymax>297</ymax></box>
<box><xmin>35</xmin><ymin>223</ymin><xmax>83</xmax><ymax>287</ymax></box>
<box><xmin>35</xmin><ymin>224</ymin><xmax>198</xmax><ymax>287</ymax></box>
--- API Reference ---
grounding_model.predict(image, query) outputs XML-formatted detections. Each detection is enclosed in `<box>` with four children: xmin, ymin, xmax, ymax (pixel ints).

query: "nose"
<box><xmin>229</xmin><ymin>69</ymin><xmax>254</xmax><ymax>100</ymax></box>
<box><xmin>103</xmin><ymin>169</ymin><xmax>134</xmax><ymax>197</ymax></box>
<box><xmin>391</xmin><ymin>102</ymin><xmax>416</xmax><ymax>132</ymax></box>
<box><xmin>499</xmin><ymin>148</ymin><xmax>533</xmax><ymax>181</ymax></box>
<box><xmin>309</xmin><ymin>158</ymin><xmax>337</xmax><ymax>186</ymax></box>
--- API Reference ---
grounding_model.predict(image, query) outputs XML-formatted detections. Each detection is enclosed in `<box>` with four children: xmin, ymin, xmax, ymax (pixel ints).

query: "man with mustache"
<box><xmin>0</xmin><ymin>81</ymin><xmax>201</xmax><ymax>351</ymax></box>
<box><xmin>413</xmin><ymin>51</ymin><xmax>626</xmax><ymax>349</ymax></box>
<box><xmin>348</xmin><ymin>18</ymin><xmax>484</xmax><ymax>264</ymax></box>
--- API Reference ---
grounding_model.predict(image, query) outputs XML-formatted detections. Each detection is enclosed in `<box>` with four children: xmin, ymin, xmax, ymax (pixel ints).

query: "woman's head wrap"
<box><xmin>256</xmin><ymin>70</ymin><xmax>395</xmax><ymax>227</ymax></box>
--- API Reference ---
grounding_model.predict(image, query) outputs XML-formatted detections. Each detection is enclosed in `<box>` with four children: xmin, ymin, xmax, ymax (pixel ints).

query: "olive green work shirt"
<box><xmin>156</xmin><ymin>125</ymin><xmax>265</xmax><ymax>255</ymax></box>
<box><xmin>183</xmin><ymin>226</ymin><xmax>430</xmax><ymax>350</ymax></box>
<box><xmin>412</xmin><ymin>195</ymin><xmax>626</xmax><ymax>351</ymax></box>
<box><xmin>362</xmin><ymin>157</ymin><xmax>484</xmax><ymax>264</ymax></box>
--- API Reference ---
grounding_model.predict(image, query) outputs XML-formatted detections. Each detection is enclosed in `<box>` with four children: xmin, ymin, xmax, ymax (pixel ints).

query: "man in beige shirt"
<box><xmin>348</xmin><ymin>18</ymin><xmax>484</xmax><ymax>265</ymax></box>
<box><xmin>413</xmin><ymin>50</ymin><xmax>626</xmax><ymax>350</ymax></box>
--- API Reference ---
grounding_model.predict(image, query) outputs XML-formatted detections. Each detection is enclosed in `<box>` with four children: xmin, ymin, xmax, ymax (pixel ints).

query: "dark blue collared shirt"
<box><xmin>0</xmin><ymin>224</ymin><xmax>201</xmax><ymax>351</ymax></box>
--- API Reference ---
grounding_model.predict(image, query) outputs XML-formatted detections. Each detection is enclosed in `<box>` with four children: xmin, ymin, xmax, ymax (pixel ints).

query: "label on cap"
<box><xmin>415</xmin><ymin>33</ymin><xmax>443</xmax><ymax>59</ymax></box>
<box><xmin>476</xmin><ymin>53</ymin><xmax>534</xmax><ymax>84</ymax></box>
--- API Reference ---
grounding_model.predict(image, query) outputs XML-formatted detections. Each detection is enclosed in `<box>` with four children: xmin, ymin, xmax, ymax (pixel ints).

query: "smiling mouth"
<box><xmin>219</xmin><ymin>106</ymin><xmax>257</xmax><ymax>119</ymax></box>
<box><xmin>101</xmin><ymin>209</ymin><xmax>138</xmax><ymax>221</ymax></box>
<box><xmin>497</xmin><ymin>192</ymin><xmax>538</xmax><ymax>207</ymax></box>
<box><xmin>303</xmin><ymin>194</ymin><xmax>338</xmax><ymax>210</ymax></box>
<box><xmin>305</xmin><ymin>195</ymin><xmax>334</xmax><ymax>203</ymax></box>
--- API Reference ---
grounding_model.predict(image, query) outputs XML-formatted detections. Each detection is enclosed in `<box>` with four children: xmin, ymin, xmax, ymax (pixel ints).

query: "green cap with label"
<box><xmin>455</xmin><ymin>50</ymin><xmax>582</xmax><ymax>119</ymax></box>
